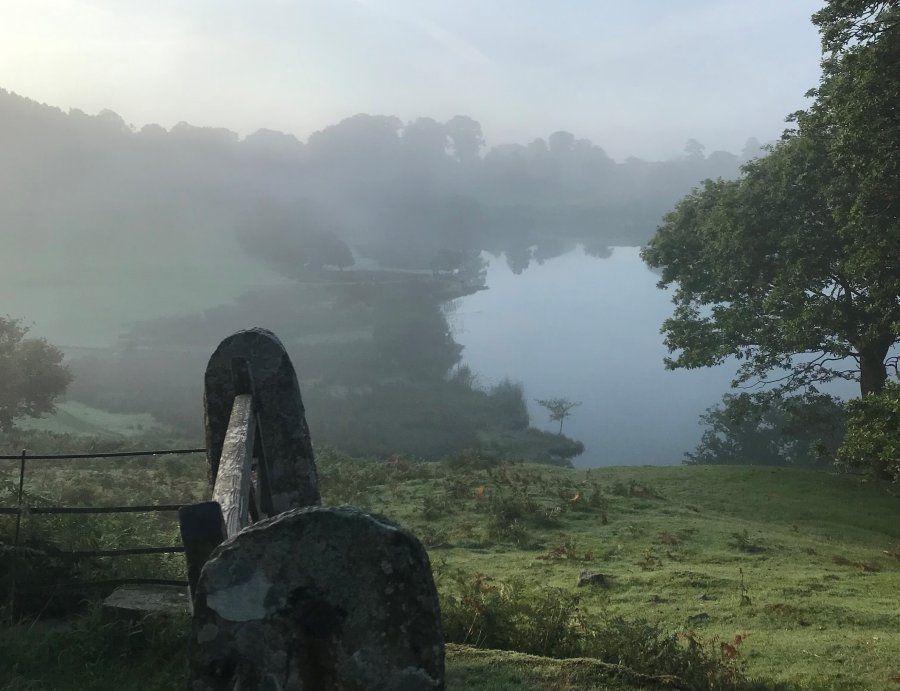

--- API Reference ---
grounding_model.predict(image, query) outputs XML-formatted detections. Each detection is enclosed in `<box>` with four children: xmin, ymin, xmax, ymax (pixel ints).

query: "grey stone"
<box><xmin>577</xmin><ymin>570</ymin><xmax>613</xmax><ymax>588</ymax></box>
<box><xmin>204</xmin><ymin>328</ymin><xmax>320</xmax><ymax>513</ymax></box>
<box><xmin>687</xmin><ymin>612</ymin><xmax>711</xmax><ymax>625</ymax></box>
<box><xmin>102</xmin><ymin>584</ymin><xmax>190</xmax><ymax>619</ymax></box>
<box><xmin>190</xmin><ymin>506</ymin><xmax>445</xmax><ymax>690</ymax></box>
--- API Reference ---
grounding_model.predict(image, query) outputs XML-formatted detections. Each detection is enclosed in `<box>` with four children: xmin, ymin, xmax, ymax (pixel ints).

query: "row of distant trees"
<box><xmin>0</xmin><ymin>85</ymin><xmax>762</xmax><ymax>279</ymax></box>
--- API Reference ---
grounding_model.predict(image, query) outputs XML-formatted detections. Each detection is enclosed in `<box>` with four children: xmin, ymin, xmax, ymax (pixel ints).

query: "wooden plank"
<box><xmin>213</xmin><ymin>393</ymin><xmax>255</xmax><ymax>538</ymax></box>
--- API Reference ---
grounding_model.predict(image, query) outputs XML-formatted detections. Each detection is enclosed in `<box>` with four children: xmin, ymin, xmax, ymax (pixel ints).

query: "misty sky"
<box><xmin>2</xmin><ymin>0</ymin><xmax>824</xmax><ymax>159</ymax></box>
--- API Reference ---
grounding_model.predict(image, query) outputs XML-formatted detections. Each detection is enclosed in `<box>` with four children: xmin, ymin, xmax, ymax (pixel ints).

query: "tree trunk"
<box><xmin>859</xmin><ymin>344</ymin><xmax>889</xmax><ymax>396</ymax></box>
<box><xmin>558</xmin><ymin>419</ymin><xmax>564</xmax><ymax>435</ymax></box>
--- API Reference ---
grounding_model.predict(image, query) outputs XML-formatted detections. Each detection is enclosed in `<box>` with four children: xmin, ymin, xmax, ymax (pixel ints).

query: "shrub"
<box><xmin>687</xmin><ymin>391</ymin><xmax>846</xmax><ymax>467</ymax></box>
<box><xmin>421</xmin><ymin>493</ymin><xmax>455</xmax><ymax>521</ymax></box>
<box><xmin>728</xmin><ymin>529</ymin><xmax>765</xmax><ymax>554</ymax></box>
<box><xmin>437</xmin><ymin>570</ymin><xmax>749</xmax><ymax>690</ymax></box>
<box><xmin>444</xmin><ymin>448</ymin><xmax>499</xmax><ymax>471</ymax></box>
<box><xmin>836</xmin><ymin>381</ymin><xmax>900</xmax><ymax>486</ymax></box>
<box><xmin>439</xmin><ymin>572</ymin><xmax>583</xmax><ymax>658</ymax></box>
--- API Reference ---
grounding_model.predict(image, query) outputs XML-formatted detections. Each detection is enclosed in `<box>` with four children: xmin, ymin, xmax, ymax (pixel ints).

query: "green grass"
<box><xmin>0</xmin><ymin>616</ymin><xmax>680</xmax><ymax>691</ymax></box>
<box><xmin>14</xmin><ymin>401</ymin><xmax>170</xmax><ymax>438</ymax></box>
<box><xmin>322</xmin><ymin>458</ymin><xmax>900</xmax><ymax>689</ymax></box>
<box><xmin>1</xmin><ymin>450</ymin><xmax>898</xmax><ymax>689</ymax></box>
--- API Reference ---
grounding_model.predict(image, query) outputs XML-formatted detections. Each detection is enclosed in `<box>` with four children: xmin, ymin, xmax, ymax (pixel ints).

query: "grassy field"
<box><xmin>14</xmin><ymin>401</ymin><xmax>171</xmax><ymax>438</ymax></box>
<box><xmin>1</xmin><ymin>447</ymin><xmax>898</xmax><ymax>690</ymax></box>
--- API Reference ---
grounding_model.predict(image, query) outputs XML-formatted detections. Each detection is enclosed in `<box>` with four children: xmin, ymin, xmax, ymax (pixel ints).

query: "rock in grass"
<box><xmin>577</xmin><ymin>570</ymin><xmax>613</xmax><ymax>588</ymax></box>
<box><xmin>189</xmin><ymin>506</ymin><xmax>445</xmax><ymax>690</ymax></box>
<box><xmin>687</xmin><ymin>612</ymin><xmax>711</xmax><ymax>625</ymax></box>
<box><xmin>102</xmin><ymin>584</ymin><xmax>190</xmax><ymax>620</ymax></box>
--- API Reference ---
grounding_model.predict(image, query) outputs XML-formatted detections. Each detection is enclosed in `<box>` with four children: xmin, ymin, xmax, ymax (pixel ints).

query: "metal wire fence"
<box><xmin>1</xmin><ymin>447</ymin><xmax>206</xmax><ymax>611</ymax></box>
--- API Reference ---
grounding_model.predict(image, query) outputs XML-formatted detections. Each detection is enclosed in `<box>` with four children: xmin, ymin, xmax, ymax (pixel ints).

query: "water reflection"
<box><xmin>452</xmin><ymin>246</ymin><xmax>736</xmax><ymax>467</ymax></box>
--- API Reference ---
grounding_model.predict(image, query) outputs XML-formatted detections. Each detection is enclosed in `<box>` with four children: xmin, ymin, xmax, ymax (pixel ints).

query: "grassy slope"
<box><xmin>357</xmin><ymin>463</ymin><xmax>899</xmax><ymax>690</ymax></box>
<box><xmin>14</xmin><ymin>401</ymin><xmax>170</xmax><ymax>438</ymax></box>
<box><xmin>1</xmin><ymin>460</ymin><xmax>897</xmax><ymax>690</ymax></box>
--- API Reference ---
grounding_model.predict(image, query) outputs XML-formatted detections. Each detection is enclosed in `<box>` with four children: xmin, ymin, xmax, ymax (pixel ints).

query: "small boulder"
<box><xmin>687</xmin><ymin>612</ymin><xmax>711</xmax><ymax>625</ymax></box>
<box><xmin>577</xmin><ymin>570</ymin><xmax>613</xmax><ymax>588</ymax></box>
<box><xmin>102</xmin><ymin>584</ymin><xmax>190</xmax><ymax>620</ymax></box>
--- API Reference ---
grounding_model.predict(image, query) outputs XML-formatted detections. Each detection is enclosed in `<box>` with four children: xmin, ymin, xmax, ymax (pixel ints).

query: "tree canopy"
<box><xmin>535</xmin><ymin>397</ymin><xmax>581</xmax><ymax>436</ymax></box>
<box><xmin>0</xmin><ymin>318</ymin><xmax>72</xmax><ymax>432</ymax></box>
<box><xmin>642</xmin><ymin>0</ymin><xmax>899</xmax><ymax>396</ymax></box>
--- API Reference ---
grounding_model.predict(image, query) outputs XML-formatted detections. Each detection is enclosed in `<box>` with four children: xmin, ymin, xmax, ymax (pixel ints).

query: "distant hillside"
<box><xmin>0</xmin><ymin>88</ymin><xmax>755</xmax><ymax>346</ymax></box>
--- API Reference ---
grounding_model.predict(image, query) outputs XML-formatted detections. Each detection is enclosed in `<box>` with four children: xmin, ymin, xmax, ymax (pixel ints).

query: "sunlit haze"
<box><xmin>0</xmin><ymin>0</ymin><xmax>823</xmax><ymax>158</ymax></box>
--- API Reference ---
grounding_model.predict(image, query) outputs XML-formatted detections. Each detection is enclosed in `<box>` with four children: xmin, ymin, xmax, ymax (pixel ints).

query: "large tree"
<box><xmin>0</xmin><ymin>318</ymin><xmax>72</xmax><ymax>432</ymax></box>
<box><xmin>642</xmin><ymin>1</ymin><xmax>899</xmax><ymax>396</ymax></box>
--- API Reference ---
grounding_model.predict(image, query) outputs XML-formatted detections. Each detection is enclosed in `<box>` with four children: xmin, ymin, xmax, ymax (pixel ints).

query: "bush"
<box><xmin>437</xmin><ymin>570</ymin><xmax>749</xmax><ymax>690</ymax></box>
<box><xmin>836</xmin><ymin>381</ymin><xmax>900</xmax><ymax>486</ymax></box>
<box><xmin>439</xmin><ymin>572</ymin><xmax>583</xmax><ymax>657</ymax></box>
<box><xmin>475</xmin><ymin>427</ymin><xmax>584</xmax><ymax>466</ymax></box>
<box><xmin>686</xmin><ymin>391</ymin><xmax>846</xmax><ymax>467</ymax></box>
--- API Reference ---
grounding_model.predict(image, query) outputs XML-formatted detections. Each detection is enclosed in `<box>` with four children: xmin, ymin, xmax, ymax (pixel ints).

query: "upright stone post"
<box><xmin>204</xmin><ymin>328</ymin><xmax>320</xmax><ymax>513</ymax></box>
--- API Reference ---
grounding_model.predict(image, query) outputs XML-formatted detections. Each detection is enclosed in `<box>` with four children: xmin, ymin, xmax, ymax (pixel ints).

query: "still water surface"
<box><xmin>453</xmin><ymin>246</ymin><xmax>737</xmax><ymax>467</ymax></box>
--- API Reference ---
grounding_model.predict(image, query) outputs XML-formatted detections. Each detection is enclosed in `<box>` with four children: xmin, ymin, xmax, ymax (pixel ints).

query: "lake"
<box><xmin>452</xmin><ymin>246</ymin><xmax>739</xmax><ymax>467</ymax></box>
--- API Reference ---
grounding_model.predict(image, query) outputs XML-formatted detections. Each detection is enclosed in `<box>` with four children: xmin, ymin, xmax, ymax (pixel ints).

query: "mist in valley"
<box><xmin>3</xmin><ymin>3</ymin><xmax>899</xmax><ymax>689</ymax></box>
<box><xmin>0</xmin><ymin>0</ymin><xmax>837</xmax><ymax>467</ymax></box>
<box><xmin>0</xmin><ymin>87</ymin><xmax>772</xmax><ymax>465</ymax></box>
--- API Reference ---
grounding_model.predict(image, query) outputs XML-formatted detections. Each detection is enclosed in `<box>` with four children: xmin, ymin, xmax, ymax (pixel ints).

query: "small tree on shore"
<box><xmin>535</xmin><ymin>397</ymin><xmax>581</xmax><ymax>436</ymax></box>
<box><xmin>0</xmin><ymin>318</ymin><xmax>72</xmax><ymax>432</ymax></box>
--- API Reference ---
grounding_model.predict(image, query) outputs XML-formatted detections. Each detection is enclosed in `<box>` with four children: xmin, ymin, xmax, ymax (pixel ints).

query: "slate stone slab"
<box><xmin>190</xmin><ymin>506</ymin><xmax>445</xmax><ymax>691</ymax></box>
<box><xmin>102</xmin><ymin>584</ymin><xmax>190</xmax><ymax>619</ymax></box>
<box><xmin>204</xmin><ymin>328</ymin><xmax>320</xmax><ymax>513</ymax></box>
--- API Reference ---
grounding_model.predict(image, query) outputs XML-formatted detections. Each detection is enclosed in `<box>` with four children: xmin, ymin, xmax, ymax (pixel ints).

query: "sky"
<box><xmin>1</xmin><ymin>0</ymin><xmax>824</xmax><ymax>159</ymax></box>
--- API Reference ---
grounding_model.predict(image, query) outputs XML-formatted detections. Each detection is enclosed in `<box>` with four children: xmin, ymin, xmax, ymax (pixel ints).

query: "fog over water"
<box><xmin>0</xmin><ymin>0</ymin><xmax>847</xmax><ymax>466</ymax></box>
<box><xmin>454</xmin><ymin>247</ymin><xmax>738</xmax><ymax>466</ymax></box>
